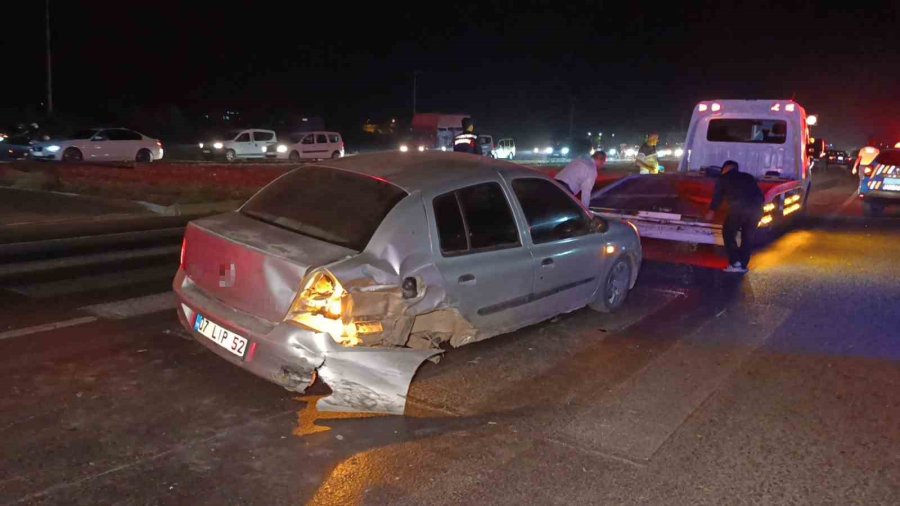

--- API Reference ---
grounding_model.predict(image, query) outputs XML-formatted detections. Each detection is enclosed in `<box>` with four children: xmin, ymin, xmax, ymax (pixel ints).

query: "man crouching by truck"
<box><xmin>706</xmin><ymin>160</ymin><xmax>764</xmax><ymax>273</ymax></box>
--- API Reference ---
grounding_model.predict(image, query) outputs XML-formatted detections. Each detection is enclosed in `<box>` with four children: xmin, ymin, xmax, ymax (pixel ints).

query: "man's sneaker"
<box><xmin>723</xmin><ymin>263</ymin><xmax>743</xmax><ymax>273</ymax></box>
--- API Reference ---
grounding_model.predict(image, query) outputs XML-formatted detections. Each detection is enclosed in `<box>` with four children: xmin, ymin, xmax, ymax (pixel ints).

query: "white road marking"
<box><xmin>81</xmin><ymin>292</ymin><xmax>176</xmax><ymax>319</ymax></box>
<box><xmin>0</xmin><ymin>245</ymin><xmax>179</xmax><ymax>278</ymax></box>
<box><xmin>9</xmin><ymin>266</ymin><xmax>175</xmax><ymax>299</ymax></box>
<box><xmin>0</xmin><ymin>316</ymin><xmax>98</xmax><ymax>341</ymax></box>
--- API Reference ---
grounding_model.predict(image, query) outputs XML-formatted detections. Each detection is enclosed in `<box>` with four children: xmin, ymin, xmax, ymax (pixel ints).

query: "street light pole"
<box><xmin>45</xmin><ymin>0</ymin><xmax>53</xmax><ymax>115</ymax></box>
<box><xmin>412</xmin><ymin>71</ymin><xmax>421</xmax><ymax>117</ymax></box>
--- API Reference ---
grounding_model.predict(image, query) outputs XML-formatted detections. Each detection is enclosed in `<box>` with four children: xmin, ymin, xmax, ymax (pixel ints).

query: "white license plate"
<box><xmin>194</xmin><ymin>314</ymin><xmax>248</xmax><ymax>359</ymax></box>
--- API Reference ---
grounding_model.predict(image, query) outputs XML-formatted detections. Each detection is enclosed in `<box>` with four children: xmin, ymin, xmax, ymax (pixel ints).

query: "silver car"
<box><xmin>173</xmin><ymin>152</ymin><xmax>641</xmax><ymax>414</ymax></box>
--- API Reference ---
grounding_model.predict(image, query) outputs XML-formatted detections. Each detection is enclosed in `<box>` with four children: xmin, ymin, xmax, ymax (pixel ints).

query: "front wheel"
<box><xmin>289</xmin><ymin>150</ymin><xmax>301</xmax><ymax>161</ymax></box>
<box><xmin>224</xmin><ymin>149</ymin><xmax>236</xmax><ymax>162</ymax></box>
<box><xmin>589</xmin><ymin>257</ymin><xmax>631</xmax><ymax>313</ymax></box>
<box><xmin>62</xmin><ymin>147</ymin><xmax>83</xmax><ymax>163</ymax></box>
<box><xmin>331</xmin><ymin>151</ymin><xmax>341</xmax><ymax>159</ymax></box>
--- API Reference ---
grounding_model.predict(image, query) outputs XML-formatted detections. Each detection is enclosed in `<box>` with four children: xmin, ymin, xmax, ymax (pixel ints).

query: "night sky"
<box><xmin>1</xmin><ymin>0</ymin><xmax>898</xmax><ymax>147</ymax></box>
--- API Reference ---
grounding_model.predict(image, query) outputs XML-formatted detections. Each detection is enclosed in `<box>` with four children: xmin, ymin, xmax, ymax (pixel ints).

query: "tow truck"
<box><xmin>590</xmin><ymin>99</ymin><xmax>815</xmax><ymax>245</ymax></box>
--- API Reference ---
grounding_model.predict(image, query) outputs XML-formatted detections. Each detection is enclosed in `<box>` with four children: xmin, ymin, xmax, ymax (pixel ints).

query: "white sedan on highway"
<box><xmin>30</xmin><ymin>128</ymin><xmax>164</xmax><ymax>163</ymax></box>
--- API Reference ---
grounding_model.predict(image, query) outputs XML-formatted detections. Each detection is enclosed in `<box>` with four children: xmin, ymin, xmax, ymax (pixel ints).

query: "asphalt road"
<box><xmin>0</xmin><ymin>166</ymin><xmax>897</xmax><ymax>505</ymax></box>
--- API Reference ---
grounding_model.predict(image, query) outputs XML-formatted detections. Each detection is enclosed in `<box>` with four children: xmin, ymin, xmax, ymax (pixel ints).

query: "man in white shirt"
<box><xmin>554</xmin><ymin>150</ymin><xmax>607</xmax><ymax>207</ymax></box>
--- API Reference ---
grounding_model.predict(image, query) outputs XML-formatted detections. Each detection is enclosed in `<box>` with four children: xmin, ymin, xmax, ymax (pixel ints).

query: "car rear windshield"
<box><xmin>241</xmin><ymin>166</ymin><xmax>408</xmax><ymax>251</ymax></box>
<box><xmin>874</xmin><ymin>151</ymin><xmax>900</xmax><ymax>166</ymax></box>
<box><xmin>707</xmin><ymin>119</ymin><xmax>787</xmax><ymax>144</ymax></box>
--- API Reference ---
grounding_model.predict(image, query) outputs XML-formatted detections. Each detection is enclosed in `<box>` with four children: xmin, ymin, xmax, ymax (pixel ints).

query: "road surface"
<box><xmin>0</xmin><ymin>166</ymin><xmax>897</xmax><ymax>505</ymax></box>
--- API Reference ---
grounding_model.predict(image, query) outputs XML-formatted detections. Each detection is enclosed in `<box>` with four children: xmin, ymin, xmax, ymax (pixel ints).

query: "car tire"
<box><xmin>135</xmin><ymin>149</ymin><xmax>153</xmax><ymax>163</ymax></box>
<box><xmin>589</xmin><ymin>257</ymin><xmax>631</xmax><ymax>313</ymax></box>
<box><xmin>225</xmin><ymin>149</ymin><xmax>236</xmax><ymax>162</ymax></box>
<box><xmin>62</xmin><ymin>147</ymin><xmax>83</xmax><ymax>163</ymax></box>
<box><xmin>508</xmin><ymin>153</ymin><xmax>514</xmax><ymax>160</ymax></box>
<box><xmin>289</xmin><ymin>150</ymin><xmax>301</xmax><ymax>161</ymax></box>
<box><xmin>863</xmin><ymin>201</ymin><xmax>884</xmax><ymax>217</ymax></box>
<box><xmin>331</xmin><ymin>151</ymin><xmax>341</xmax><ymax>159</ymax></box>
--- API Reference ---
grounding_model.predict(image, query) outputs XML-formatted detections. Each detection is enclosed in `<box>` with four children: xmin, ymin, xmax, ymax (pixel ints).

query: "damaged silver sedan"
<box><xmin>173</xmin><ymin>152</ymin><xmax>641</xmax><ymax>414</ymax></box>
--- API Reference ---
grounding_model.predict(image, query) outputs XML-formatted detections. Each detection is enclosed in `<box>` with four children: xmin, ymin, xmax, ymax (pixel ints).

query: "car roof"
<box><xmin>312</xmin><ymin>151</ymin><xmax>546</xmax><ymax>193</ymax></box>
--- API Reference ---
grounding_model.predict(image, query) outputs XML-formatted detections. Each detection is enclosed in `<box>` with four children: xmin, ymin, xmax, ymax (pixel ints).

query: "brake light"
<box><xmin>285</xmin><ymin>270</ymin><xmax>359</xmax><ymax>346</ymax></box>
<box><xmin>711</xmin><ymin>103</ymin><xmax>721</xmax><ymax>112</ymax></box>
<box><xmin>895</xmin><ymin>142</ymin><xmax>900</xmax><ymax>148</ymax></box>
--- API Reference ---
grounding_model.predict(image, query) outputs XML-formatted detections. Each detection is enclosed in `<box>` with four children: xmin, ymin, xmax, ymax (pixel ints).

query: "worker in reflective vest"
<box><xmin>453</xmin><ymin>117</ymin><xmax>483</xmax><ymax>155</ymax></box>
<box><xmin>635</xmin><ymin>133</ymin><xmax>661</xmax><ymax>174</ymax></box>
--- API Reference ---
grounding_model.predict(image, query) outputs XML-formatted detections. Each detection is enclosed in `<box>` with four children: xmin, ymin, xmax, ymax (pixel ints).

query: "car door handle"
<box><xmin>458</xmin><ymin>274</ymin><xmax>476</xmax><ymax>285</ymax></box>
<box><xmin>541</xmin><ymin>258</ymin><xmax>555</xmax><ymax>267</ymax></box>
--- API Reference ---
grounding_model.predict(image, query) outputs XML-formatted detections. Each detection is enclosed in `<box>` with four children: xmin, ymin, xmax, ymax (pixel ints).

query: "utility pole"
<box><xmin>412</xmin><ymin>70</ymin><xmax>421</xmax><ymax>117</ymax></box>
<box><xmin>45</xmin><ymin>0</ymin><xmax>53</xmax><ymax>115</ymax></box>
<box><xmin>568</xmin><ymin>95</ymin><xmax>575</xmax><ymax>141</ymax></box>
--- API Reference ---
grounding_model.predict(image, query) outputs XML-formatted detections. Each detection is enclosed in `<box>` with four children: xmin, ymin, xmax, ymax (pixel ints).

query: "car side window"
<box><xmin>105</xmin><ymin>129</ymin><xmax>126</xmax><ymax>141</ymax></box>
<box><xmin>512</xmin><ymin>178</ymin><xmax>591</xmax><ymax>244</ymax></box>
<box><xmin>329</xmin><ymin>135</ymin><xmax>340</xmax><ymax>143</ymax></box>
<box><xmin>316</xmin><ymin>134</ymin><xmax>328</xmax><ymax>144</ymax></box>
<box><xmin>253</xmin><ymin>131</ymin><xmax>274</xmax><ymax>142</ymax></box>
<box><xmin>92</xmin><ymin>130</ymin><xmax>110</xmax><ymax>141</ymax></box>
<box><xmin>124</xmin><ymin>129</ymin><xmax>143</xmax><ymax>140</ymax></box>
<box><xmin>301</xmin><ymin>134</ymin><xmax>315</xmax><ymax>145</ymax></box>
<box><xmin>235</xmin><ymin>133</ymin><xmax>251</xmax><ymax>142</ymax></box>
<box><xmin>433</xmin><ymin>182</ymin><xmax>520</xmax><ymax>256</ymax></box>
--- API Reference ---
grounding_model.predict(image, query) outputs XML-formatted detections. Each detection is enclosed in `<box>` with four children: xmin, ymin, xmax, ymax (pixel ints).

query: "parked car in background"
<box><xmin>477</xmin><ymin>135</ymin><xmax>495</xmax><ymax>157</ymax></box>
<box><xmin>858</xmin><ymin>149</ymin><xmax>900</xmax><ymax>216</ymax></box>
<box><xmin>200</xmin><ymin>129</ymin><xmax>277</xmax><ymax>161</ymax></box>
<box><xmin>493</xmin><ymin>138</ymin><xmax>516</xmax><ymax>159</ymax></box>
<box><xmin>266</xmin><ymin>131</ymin><xmax>344</xmax><ymax>160</ymax></box>
<box><xmin>30</xmin><ymin>128</ymin><xmax>163</xmax><ymax>163</ymax></box>
<box><xmin>173</xmin><ymin>152</ymin><xmax>641</xmax><ymax>414</ymax></box>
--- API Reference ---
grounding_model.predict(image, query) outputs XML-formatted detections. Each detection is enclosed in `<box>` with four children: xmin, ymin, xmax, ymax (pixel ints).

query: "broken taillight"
<box><xmin>285</xmin><ymin>270</ymin><xmax>359</xmax><ymax>346</ymax></box>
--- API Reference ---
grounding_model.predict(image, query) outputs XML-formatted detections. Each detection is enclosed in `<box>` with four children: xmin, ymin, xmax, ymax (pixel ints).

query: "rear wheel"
<box><xmin>589</xmin><ymin>257</ymin><xmax>631</xmax><ymax>313</ymax></box>
<box><xmin>289</xmin><ymin>150</ymin><xmax>301</xmax><ymax>161</ymax></box>
<box><xmin>331</xmin><ymin>151</ymin><xmax>341</xmax><ymax>159</ymax></box>
<box><xmin>135</xmin><ymin>149</ymin><xmax>152</xmax><ymax>163</ymax></box>
<box><xmin>507</xmin><ymin>153</ymin><xmax>514</xmax><ymax>160</ymax></box>
<box><xmin>62</xmin><ymin>147</ymin><xmax>83</xmax><ymax>163</ymax></box>
<box><xmin>863</xmin><ymin>201</ymin><xmax>884</xmax><ymax>217</ymax></box>
<box><xmin>225</xmin><ymin>149</ymin><xmax>236</xmax><ymax>162</ymax></box>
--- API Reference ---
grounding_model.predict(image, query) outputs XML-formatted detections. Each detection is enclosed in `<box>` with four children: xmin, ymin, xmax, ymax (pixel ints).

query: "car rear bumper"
<box><xmin>172</xmin><ymin>269</ymin><xmax>440</xmax><ymax>414</ymax></box>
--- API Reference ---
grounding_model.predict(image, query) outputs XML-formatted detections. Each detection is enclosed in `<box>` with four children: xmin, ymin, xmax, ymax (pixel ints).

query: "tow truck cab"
<box><xmin>591</xmin><ymin>99</ymin><xmax>814</xmax><ymax>245</ymax></box>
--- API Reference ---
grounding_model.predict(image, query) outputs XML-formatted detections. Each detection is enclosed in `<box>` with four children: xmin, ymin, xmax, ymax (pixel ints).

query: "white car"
<box><xmin>30</xmin><ymin>128</ymin><xmax>163</xmax><ymax>163</ymax></box>
<box><xmin>493</xmin><ymin>138</ymin><xmax>516</xmax><ymax>160</ymax></box>
<box><xmin>267</xmin><ymin>131</ymin><xmax>345</xmax><ymax>161</ymax></box>
<box><xmin>200</xmin><ymin>129</ymin><xmax>278</xmax><ymax>162</ymax></box>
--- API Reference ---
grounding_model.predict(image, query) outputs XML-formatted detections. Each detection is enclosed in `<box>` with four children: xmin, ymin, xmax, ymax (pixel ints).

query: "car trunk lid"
<box><xmin>181</xmin><ymin>212</ymin><xmax>355</xmax><ymax>323</ymax></box>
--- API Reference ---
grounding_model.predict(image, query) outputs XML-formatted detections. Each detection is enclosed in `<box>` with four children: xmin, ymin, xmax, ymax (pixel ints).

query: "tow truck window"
<box><xmin>707</xmin><ymin>119</ymin><xmax>787</xmax><ymax>144</ymax></box>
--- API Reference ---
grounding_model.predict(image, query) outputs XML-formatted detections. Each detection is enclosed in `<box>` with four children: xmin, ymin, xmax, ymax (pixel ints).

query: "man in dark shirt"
<box><xmin>706</xmin><ymin>160</ymin><xmax>765</xmax><ymax>273</ymax></box>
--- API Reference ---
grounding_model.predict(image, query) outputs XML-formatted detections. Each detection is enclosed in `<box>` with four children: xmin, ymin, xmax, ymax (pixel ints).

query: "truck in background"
<box><xmin>590</xmin><ymin>99</ymin><xmax>815</xmax><ymax>245</ymax></box>
<box><xmin>399</xmin><ymin>113</ymin><xmax>469</xmax><ymax>152</ymax></box>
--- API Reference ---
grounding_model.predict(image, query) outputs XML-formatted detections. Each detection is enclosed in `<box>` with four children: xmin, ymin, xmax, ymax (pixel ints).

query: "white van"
<box><xmin>493</xmin><ymin>138</ymin><xmax>516</xmax><ymax>159</ymax></box>
<box><xmin>200</xmin><ymin>129</ymin><xmax>277</xmax><ymax>161</ymax></box>
<box><xmin>269</xmin><ymin>131</ymin><xmax>344</xmax><ymax>160</ymax></box>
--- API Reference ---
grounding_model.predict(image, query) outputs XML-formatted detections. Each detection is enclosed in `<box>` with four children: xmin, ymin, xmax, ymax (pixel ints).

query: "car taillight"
<box><xmin>179</xmin><ymin>237</ymin><xmax>187</xmax><ymax>269</ymax></box>
<box><xmin>156</xmin><ymin>141</ymin><xmax>162</xmax><ymax>148</ymax></box>
<box><xmin>285</xmin><ymin>270</ymin><xmax>359</xmax><ymax>346</ymax></box>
